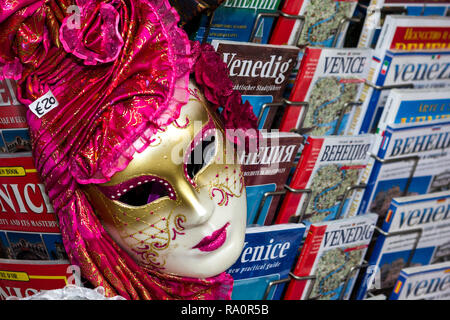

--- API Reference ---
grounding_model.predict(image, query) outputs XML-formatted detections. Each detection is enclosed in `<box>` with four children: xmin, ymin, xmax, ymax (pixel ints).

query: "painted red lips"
<box><xmin>192</xmin><ymin>223</ymin><xmax>230</xmax><ymax>252</ymax></box>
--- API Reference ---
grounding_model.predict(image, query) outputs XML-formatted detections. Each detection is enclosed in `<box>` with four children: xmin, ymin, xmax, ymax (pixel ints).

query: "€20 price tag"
<box><xmin>28</xmin><ymin>90</ymin><xmax>59</xmax><ymax>118</ymax></box>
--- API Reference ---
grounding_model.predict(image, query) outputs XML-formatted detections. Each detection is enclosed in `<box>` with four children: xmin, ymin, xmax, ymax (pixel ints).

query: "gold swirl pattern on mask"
<box><xmin>205</xmin><ymin>165</ymin><xmax>244</xmax><ymax>207</ymax></box>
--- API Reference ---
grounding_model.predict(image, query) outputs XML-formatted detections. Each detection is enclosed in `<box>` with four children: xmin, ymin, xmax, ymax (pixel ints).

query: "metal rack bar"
<box><xmin>332</xmin><ymin>16</ymin><xmax>362</xmax><ymax>47</ymax></box>
<box><xmin>249</xmin><ymin>11</ymin><xmax>306</xmax><ymax>44</ymax></box>
<box><xmin>253</xmin><ymin>190</ymin><xmax>286</xmax><ymax>225</ymax></box>
<box><xmin>369</xmin><ymin>154</ymin><xmax>420</xmax><ymax>197</ymax></box>
<box><xmin>263</xmin><ymin>273</ymin><xmax>317</xmax><ymax>300</ymax></box>
<box><xmin>338</xmin><ymin>262</ymin><xmax>371</xmax><ymax>300</ymax></box>
<box><xmin>284</xmin><ymin>185</ymin><xmax>312</xmax><ymax>224</ymax></box>
<box><xmin>256</xmin><ymin>101</ymin><xmax>284</xmax><ymax>128</ymax></box>
<box><xmin>358</xmin><ymin>3</ymin><xmax>408</xmax><ymax>15</ymax></box>
<box><xmin>335</xmin><ymin>183</ymin><xmax>367</xmax><ymax>219</ymax></box>
<box><xmin>333</xmin><ymin>101</ymin><xmax>363</xmax><ymax>135</ymax></box>
<box><xmin>201</xmin><ymin>11</ymin><xmax>216</xmax><ymax>44</ymax></box>
<box><xmin>364</xmin><ymin>81</ymin><xmax>414</xmax><ymax>91</ymax></box>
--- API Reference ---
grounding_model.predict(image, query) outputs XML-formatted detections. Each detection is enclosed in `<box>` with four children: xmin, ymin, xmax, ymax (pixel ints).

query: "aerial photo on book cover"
<box><xmin>240</xmin><ymin>131</ymin><xmax>304</xmax><ymax>226</ymax></box>
<box><xmin>283</xmin><ymin>213</ymin><xmax>378</xmax><ymax>300</ymax></box>
<box><xmin>269</xmin><ymin>0</ymin><xmax>358</xmax><ymax>48</ymax></box>
<box><xmin>356</xmin><ymin>190</ymin><xmax>450</xmax><ymax>299</ymax></box>
<box><xmin>358</xmin><ymin>119</ymin><xmax>450</xmax><ymax>220</ymax></box>
<box><xmin>279</xmin><ymin>47</ymin><xmax>372</xmax><ymax>136</ymax></box>
<box><xmin>389</xmin><ymin>261</ymin><xmax>450</xmax><ymax>300</ymax></box>
<box><xmin>227</xmin><ymin>223</ymin><xmax>306</xmax><ymax>300</ymax></box>
<box><xmin>276</xmin><ymin>134</ymin><xmax>375</xmax><ymax>225</ymax></box>
<box><xmin>212</xmin><ymin>40</ymin><xmax>299</xmax><ymax>129</ymax></box>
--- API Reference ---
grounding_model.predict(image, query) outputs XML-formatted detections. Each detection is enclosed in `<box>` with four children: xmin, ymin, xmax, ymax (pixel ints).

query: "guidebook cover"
<box><xmin>389</xmin><ymin>261</ymin><xmax>450</xmax><ymax>300</ymax></box>
<box><xmin>276</xmin><ymin>134</ymin><xmax>375</xmax><ymax>225</ymax></box>
<box><xmin>356</xmin><ymin>190</ymin><xmax>450</xmax><ymax>299</ymax></box>
<box><xmin>227</xmin><ymin>223</ymin><xmax>306</xmax><ymax>300</ymax></box>
<box><xmin>279</xmin><ymin>47</ymin><xmax>372</xmax><ymax>135</ymax></box>
<box><xmin>0</xmin><ymin>154</ymin><xmax>70</xmax><ymax>299</ymax></box>
<box><xmin>358</xmin><ymin>119</ymin><xmax>450</xmax><ymax>220</ymax></box>
<box><xmin>0</xmin><ymin>79</ymin><xmax>31</xmax><ymax>154</ymax></box>
<box><xmin>354</xmin><ymin>49</ymin><xmax>450</xmax><ymax>135</ymax></box>
<box><xmin>283</xmin><ymin>213</ymin><xmax>378</xmax><ymax>300</ymax></box>
<box><xmin>240</xmin><ymin>131</ymin><xmax>304</xmax><ymax>226</ymax></box>
<box><xmin>194</xmin><ymin>0</ymin><xmax>282</xmax><ymax>44</ymax></box>
<box><xmin>269</xmin><ymin>0</ymin><xmax>358</xmax><ymax>48</ymax></box>
<box><xmin>357</xmin><ymin>1</ymin><xmax>449</xmax><ymax>49</ymax></box>
<box><xmin>212</xmin><ymin>40</ymin><xmax>299</xmax><ymax>129</ymax></box>
<box><xmin>376</xmin><ymin>88</ymin><xmax>450</xmax><ymax>135</ymax></box>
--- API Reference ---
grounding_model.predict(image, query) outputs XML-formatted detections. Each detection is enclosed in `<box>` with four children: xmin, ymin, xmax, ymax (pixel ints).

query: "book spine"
<box><xmin>389</xmin><ymin>271</ymin><xmax>407</xmax><ymax>300</ymax></box>
<box><xmin>284</xmin><ymin>224</ymin><xmax>327</xmax><ymax>300</ymax></box>
<box><xmin>357</xmin><ymin>0</ymin><xmax>384</xmax><ymax>48</ymax></box>
<box><xmin>359</xmin><ymin>53</ymin><xmax>392</xmax><ymax>134</ymax></box>
<box><xmin>269</xmin><ymin>0</ymin><xmax>306</xmax><ymax>45</ymax></box>
<box><xmin>275</xmin><ymin>137</ymin><xmax>323</xmax><ymax>224</ymax></box>
<box><xmin>279</xmin><ymin>47</ymin><xmax>322</xmax><ymax>132</ymax></box>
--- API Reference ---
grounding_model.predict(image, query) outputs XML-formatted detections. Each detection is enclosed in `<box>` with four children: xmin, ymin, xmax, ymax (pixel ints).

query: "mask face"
<box><xmin>83</xmin><ymin>81</ymin><xmax>246</xmax><ymax>278</ymax></box>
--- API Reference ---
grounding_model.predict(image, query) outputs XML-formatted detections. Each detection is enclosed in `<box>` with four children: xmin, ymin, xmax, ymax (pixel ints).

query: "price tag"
<box><xmin>28</xmin><ymin>90</ymin><xmax>59</xmax><ymax>118</ymax></box>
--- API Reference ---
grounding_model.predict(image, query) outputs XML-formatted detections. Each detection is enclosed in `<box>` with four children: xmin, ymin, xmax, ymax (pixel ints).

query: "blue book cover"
<box><xmin>357</xmin><ymin>118</ymin><xmax>450</xmax><ymax>220</ymax></box>
<box><xmin>389</xmin><ymin>261</ymin><xmax>450</xmax><ymax>300</ymax></box>
<box><xmin>377</xmin><ymin>88</ymin><xmax>450</xmax><ymax>134</ymax></box>
<box><xmin>354</xmin><ymin>50</ymin><xmax>450</xmax><ymax>135</ymax></box>
<box><xmin>212</xmin><ymin>40</ymin><xmax>299</xmax><ymax>129</ymax></box>
<box><xmin>227</xmin><ymin>223</ymin><xmax>306</xmax><ymax>300</ymax></box>
<box><xmin>194</xmin><ymin>0</ymin><xmax>282</xmax><ymax>44</ymax></box>
<box><xmin>355</xmin><ymin>190</ymin><xmax>450</xmax><ymax>299</ymax></box>
<box><xmin>239</xmin><ymin>131</ymin><xmax>303</xmax><ymax>226</ymax></box>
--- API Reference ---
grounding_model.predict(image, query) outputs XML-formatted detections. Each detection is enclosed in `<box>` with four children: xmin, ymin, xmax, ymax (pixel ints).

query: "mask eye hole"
<box><xmin>97</xmin><ymin>176</ymin><xmax>176</xmax><ymax>206</ymax></box>
<box><xmin>185</xmin><ymin>133</ymin><xmax>216</xmax><ymax>182</ymax></box>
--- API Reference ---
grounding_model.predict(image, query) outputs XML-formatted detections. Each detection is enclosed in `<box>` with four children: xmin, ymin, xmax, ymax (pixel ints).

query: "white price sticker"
<box><xmin>28</xmin><ymin>90</ymin><xmax>59</xmax><ymax>118</ymax></box>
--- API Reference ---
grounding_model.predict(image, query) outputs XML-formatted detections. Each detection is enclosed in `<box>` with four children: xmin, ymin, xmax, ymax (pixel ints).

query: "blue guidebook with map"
<box><xmin>227</xmin><ymin>223</ymin><xmax>306</xmax><ymax>300</ymax></box>
<box><xmin>356</xmin><ymin>190</ymin><xmax>450</xmax><ymax>300</ymax></box>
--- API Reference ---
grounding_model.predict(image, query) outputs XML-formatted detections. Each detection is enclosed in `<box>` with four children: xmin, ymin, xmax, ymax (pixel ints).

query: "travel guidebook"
<box><xmin>269</xmin><ymin>0</ymin><xmax>358</xmax><ymax>48</ymax></box>
<box><xmin>283</xmin><ymin>213</ymin><xmax>378</xmax><ymax>300</ymax></box>
<box><xmin>353</xmin><ymin>49</ymin><xmax>450</xmax><ymax>135</ymax></box>
<box><xmin>278</xmin><ymin>47</ymin><xmax>372</xmax><ymax>135</ymax></box>
<box><xmin>356</xmin><ymin>190</ymin><xmax>450</xmax><ymax>300</ymax></box>
<box><xmin>389</xmin><ymin>261</ymin><xmax>450</xmax><ymax>300</ymax></box>
<box><xmin>240</xmin><ymin>131</ymin><xmax>304</xmax><ymax>226</ymax></box>
<box><xmin>357</xmin><ymin>0</ymin><xmax>450</xmax><ymax>49</ymax></box>
<box><xmin>275</xmin><ymin>134</ymin><xmax>376</xmax><ymax>225</ymax></box>
<box><xmin>194</xmin><ymin>0</ymin><xmax>282</xmax><ymax>44</ymax></box>
<box><xmin>0</xmin><ymin>154</ymin><xmax>70</xmax><ymax>299</ymax></box>
<box><xmin>227</xmin><ymin>223</ymin><xmax>306</xmax><ymax>300</ymax></box>
<box><xmin>0</xmin><ymin>79</ymin><xmax>31</xmax><ymax>154</ymax></box>
<box><xmin>212</xmin><ymin>40</ymin><xmax>299</xmax><ymax>129</ymax></box>
<box><xmin>357</xmin><ymin>119</ymin><xmax>450</xmax><ymax>221</ymax></box>
<box><xmin>376</xmin><ymin>88</ymin><xmax>450</xmax><ymax>135</ymax></box>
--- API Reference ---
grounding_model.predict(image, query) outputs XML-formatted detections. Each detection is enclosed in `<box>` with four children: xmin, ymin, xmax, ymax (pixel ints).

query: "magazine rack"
<box><xmin>249</xmin><ymin>11</ymin><xmax>306</xmax><ymax>44</ymax></box>
<box><xmin>253</xmin><ymin>185</ymin><xmax>312</xmax><ymax>225</ymax></box>
<box><xmin>263</xmin><ymin>273</ymin><xmax>318</xmax><ymax>300</ymax></box>
<box><xmin>369</xmin><ymin>153</ymin><xmax>420</xmax><ymax>197</ymax></box>
<box><xmin>331</xmin><ymin>16</ymin><xmax>362</xmax><ymax>48</ymax></box>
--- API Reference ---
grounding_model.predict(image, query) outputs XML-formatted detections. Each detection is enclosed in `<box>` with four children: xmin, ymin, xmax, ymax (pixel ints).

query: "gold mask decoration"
<box><xmin>83</xmin><ymin>81</ymin><xmax>247</xmax><ymax>278</ymax></box>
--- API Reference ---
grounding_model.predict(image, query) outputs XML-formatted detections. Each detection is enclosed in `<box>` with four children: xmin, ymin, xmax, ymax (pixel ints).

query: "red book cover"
<box><xmin>0</xmin><ymin>79</ymin><xmax>27</xmax><ymax>130</ymax></box>
<box><xmin>0</xmin><ymin>155</ymin><xmax>58</xmax><ymax>233</ymax></box>
<box><xmin>275</xmin><ymin>135</ymin><xmax>323</xmax><ymax>224</ymax></box>
<box><xmin>269</xmin><ymin>0</ymin><xmax>306</xmax><ymax>45</ymax></box>
<box><xmin>283</xmin><ymin>224</ymin><xmax>326</xmax><ymax>300</ymax></box>
<box><xmin>0</xmin><ymin>260</ymin><xmax>71</xmax><ymax>300</ymax></box>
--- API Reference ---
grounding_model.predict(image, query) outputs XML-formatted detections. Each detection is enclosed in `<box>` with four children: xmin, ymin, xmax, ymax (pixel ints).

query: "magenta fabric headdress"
<box><xmin>0</xmin><ymin>0</ymin><xmax>256</xmax><ymax>299</ymax></box>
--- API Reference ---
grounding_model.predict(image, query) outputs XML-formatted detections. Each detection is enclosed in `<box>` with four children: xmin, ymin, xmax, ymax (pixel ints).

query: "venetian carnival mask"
<box><xmin>83</xmin><ymin>81</ymin><xmax>247</xmax><ymax>278</ymax></box>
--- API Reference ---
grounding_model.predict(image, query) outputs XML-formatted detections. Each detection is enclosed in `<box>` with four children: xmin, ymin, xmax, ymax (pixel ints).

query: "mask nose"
<box><xmin>177</xmin><ymin>181</ymin><xmax>214</xmax><ymax>227</ymax></box>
